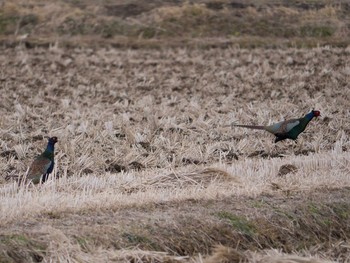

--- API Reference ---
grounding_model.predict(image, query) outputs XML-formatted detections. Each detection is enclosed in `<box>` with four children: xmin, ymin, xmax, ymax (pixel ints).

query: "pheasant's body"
<box><xmin>234</xmin><ymin>110</ymin><xmax>320</xmax><ymax>143</ymax></box>
<box><xmin>25</xmin><ymin>137</ymin><xmax>58</xmax><ymax>184</ymax></box>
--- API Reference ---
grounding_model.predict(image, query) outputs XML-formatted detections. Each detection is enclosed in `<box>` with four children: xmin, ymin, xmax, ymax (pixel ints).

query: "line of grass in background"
<box><xmin>0</xmin><ymin>0</ymin><xmax>349</xmax><ymax>48</ymax></box>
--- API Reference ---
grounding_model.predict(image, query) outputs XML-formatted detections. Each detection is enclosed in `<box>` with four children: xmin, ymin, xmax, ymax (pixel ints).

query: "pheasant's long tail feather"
<box><xmin>234</xmin><ymin>124</ymin><xmax>266</xmax><ymax>130</ymax></box>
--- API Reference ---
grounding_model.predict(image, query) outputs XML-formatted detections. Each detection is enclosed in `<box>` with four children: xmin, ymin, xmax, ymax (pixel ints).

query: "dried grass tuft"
<box><xmin>202</xmin><ymin>244</ymin><xmax>247</xmax><ymax>263</ymax></box>
<box><xmin>277</xmin><ymin>164</ymin><xmax>298</xmax><ymax>177</ymax></box>
<box><xmin>147</xmin><ymin>167</ymin><xmax>239</xmax><ymax>189</ymax></box>
<box><xmin>201</xmin><ymin>246</ymin><xmax>334</xmax><ymax>263</ymax></box>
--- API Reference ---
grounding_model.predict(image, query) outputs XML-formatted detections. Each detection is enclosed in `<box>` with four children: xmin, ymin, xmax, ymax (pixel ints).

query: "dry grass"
<box><xmin>201</xmin><ymin>245</ymin><xmax>335</xmax><ymax>263</ymax></box>
<box><xmin>0</xmin><ymin>0</ymin><xmax>350</xmax><ymax>48</ymax></box>
<box><xmin>1</xmin><ymin>151</ymin><xmax>347</xmax><ymax>225</ymax></box>
<box><xmin>0</xmin><ymin>45</ymin><xmax>349</xmax><ymax>262</ymax></box>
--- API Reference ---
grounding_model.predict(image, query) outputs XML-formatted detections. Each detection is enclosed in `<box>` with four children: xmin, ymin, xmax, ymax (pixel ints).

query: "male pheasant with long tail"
<box><xmin>234</xmin><ymin>110</ymin><xmax>320</xmax><ymax>143</ymax></box>
<box><xmin>23</xmin><ymin>136</ymin><xmax>58</xmax><ymax>184</ymax></box>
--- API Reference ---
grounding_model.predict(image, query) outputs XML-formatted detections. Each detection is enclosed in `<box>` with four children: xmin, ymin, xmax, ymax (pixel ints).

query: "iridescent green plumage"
<box><xmin>234</xmin><ymin>110</ymin><xmax>320</xmax><ymax>143</ymax></box>
<box><xmin>24</xmin><ymin>137</ymin><xmax>58</xmax><ymax>184</ymax></box>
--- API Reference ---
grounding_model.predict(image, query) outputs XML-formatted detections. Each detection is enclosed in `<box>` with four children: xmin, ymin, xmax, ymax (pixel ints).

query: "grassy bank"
<box><xmin>0</xmin><ymin>0</ymin><xmax>349</xmax><ymax>48</ymax></box>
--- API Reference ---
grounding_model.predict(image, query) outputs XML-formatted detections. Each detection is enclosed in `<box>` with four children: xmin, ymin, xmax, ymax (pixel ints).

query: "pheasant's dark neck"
<box><xmin>46</xmin><ymin>142</ymin><xmax>55</xmax><ymax>153</ymax></box>
<box><xmin>304</xmin><ymin>112</ymin><xmax>314</xmax><ymax>122</ymax></box>
<box><xmin>298</xmin><ymin>112</ymin><xmax>314</xmax><ymax>128</ymax></box>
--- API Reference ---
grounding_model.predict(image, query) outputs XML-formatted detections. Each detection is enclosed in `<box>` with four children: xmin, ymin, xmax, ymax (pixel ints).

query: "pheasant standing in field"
<box><xmin>234</xmin><ymin>110</ymin><xmax>320</xmax><ymax>143</ymax></box>
<box><xmin>23</xmin><ymin>136</ymin><xmax>58</xmax><ymax>184</ymax></box>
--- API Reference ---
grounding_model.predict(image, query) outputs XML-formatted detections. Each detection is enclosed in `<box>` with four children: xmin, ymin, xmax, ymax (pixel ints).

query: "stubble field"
<box><xmin>0</xmin><ymin>45</ymin><xmax>350</xmax><ymax>262</ymax></box>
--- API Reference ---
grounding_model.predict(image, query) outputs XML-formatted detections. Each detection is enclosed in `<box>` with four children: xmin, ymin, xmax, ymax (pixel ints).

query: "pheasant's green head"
<box><xmin>48</xmin><ymin>137</ymin><xmax>58</xmax><ymax>144</ymax></box>
<box><xmin>45</xmin><ymin>136</ymin><xmax>58</xmax><ymax>153</ymax></box>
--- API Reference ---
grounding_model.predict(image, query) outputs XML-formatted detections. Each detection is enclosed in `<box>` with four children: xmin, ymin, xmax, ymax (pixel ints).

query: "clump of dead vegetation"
<box><xmin>147</xmin><ymin>167</ymin><xmax>239</xmax><ymax>188</ymax></box>
<box><xmin>202</xmin><ymin>245</ymin><xmax>334</xmax><ymax>263</ymax></box>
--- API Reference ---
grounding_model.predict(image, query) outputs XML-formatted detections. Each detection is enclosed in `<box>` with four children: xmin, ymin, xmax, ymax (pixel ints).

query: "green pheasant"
<box><xmin>24</xmin><ymin>136</ymin><xmax>58</xmax><ymax>184</ymax></box>
<box><xmin>234</xmin><ymin>110</ymin><xmax>320</xmax><ymax>143</ymax></box>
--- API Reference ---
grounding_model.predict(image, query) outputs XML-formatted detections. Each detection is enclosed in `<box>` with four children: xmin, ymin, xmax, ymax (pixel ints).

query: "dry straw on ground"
<box><xmin>0</xmin><ymin>46</ymin><xmax>349</xmax><ymax>262</ymax></box>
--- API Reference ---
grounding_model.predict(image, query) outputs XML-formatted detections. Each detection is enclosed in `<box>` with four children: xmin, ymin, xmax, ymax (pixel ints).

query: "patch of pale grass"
<box><xmin>21</xmin><ymin>225</ymin><xmax>173</xmax><ymax>263</ymax></box>
<box><xmin>148</xmin><ymin>3</ymin><xmax>213</xmax><ymax>23</ymax></box>
<box><xmin>305</xmin><ymin>5</ymin><xmax>339</xmax><ymax>19</ymax></box>
<box><xmin>0</xmin><ymin>151</ymin><xmax>348</xmax><ymax>226</ymax></box>
<box><xmin>200</xmin><ymin>245</ymin><xmax>334</xmax><ymax>263</ymax></box>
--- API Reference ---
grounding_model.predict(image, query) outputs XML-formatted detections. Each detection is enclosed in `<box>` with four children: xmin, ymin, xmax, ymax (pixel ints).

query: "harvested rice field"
<box><xmin>0</xmin><ymin>45</ymin><xmax>349</xmax><ymax>263</ymax></box>
<box><xmin>0</xmin><ymin>0</ymin><xmax>350</xmax><ymax>262</ymax></box>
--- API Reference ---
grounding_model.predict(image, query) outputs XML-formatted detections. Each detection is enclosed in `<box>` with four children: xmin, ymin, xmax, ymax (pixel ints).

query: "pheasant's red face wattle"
<box><xmin>313</xmin><ymin>110</ymin><xmax>321</xmax><ymax>117</ymax></box>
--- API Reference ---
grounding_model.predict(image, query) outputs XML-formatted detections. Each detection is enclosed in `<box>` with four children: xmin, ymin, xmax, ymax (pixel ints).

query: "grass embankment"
<box><xmin>0</xmin><ymin>0</ymin><xmax>349</xmax><ymax>48</ymax></box>
<box><xmin>1</xmin><ymin>187</ymin><xmax>350</xmax><ymax>262</ymax></box>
